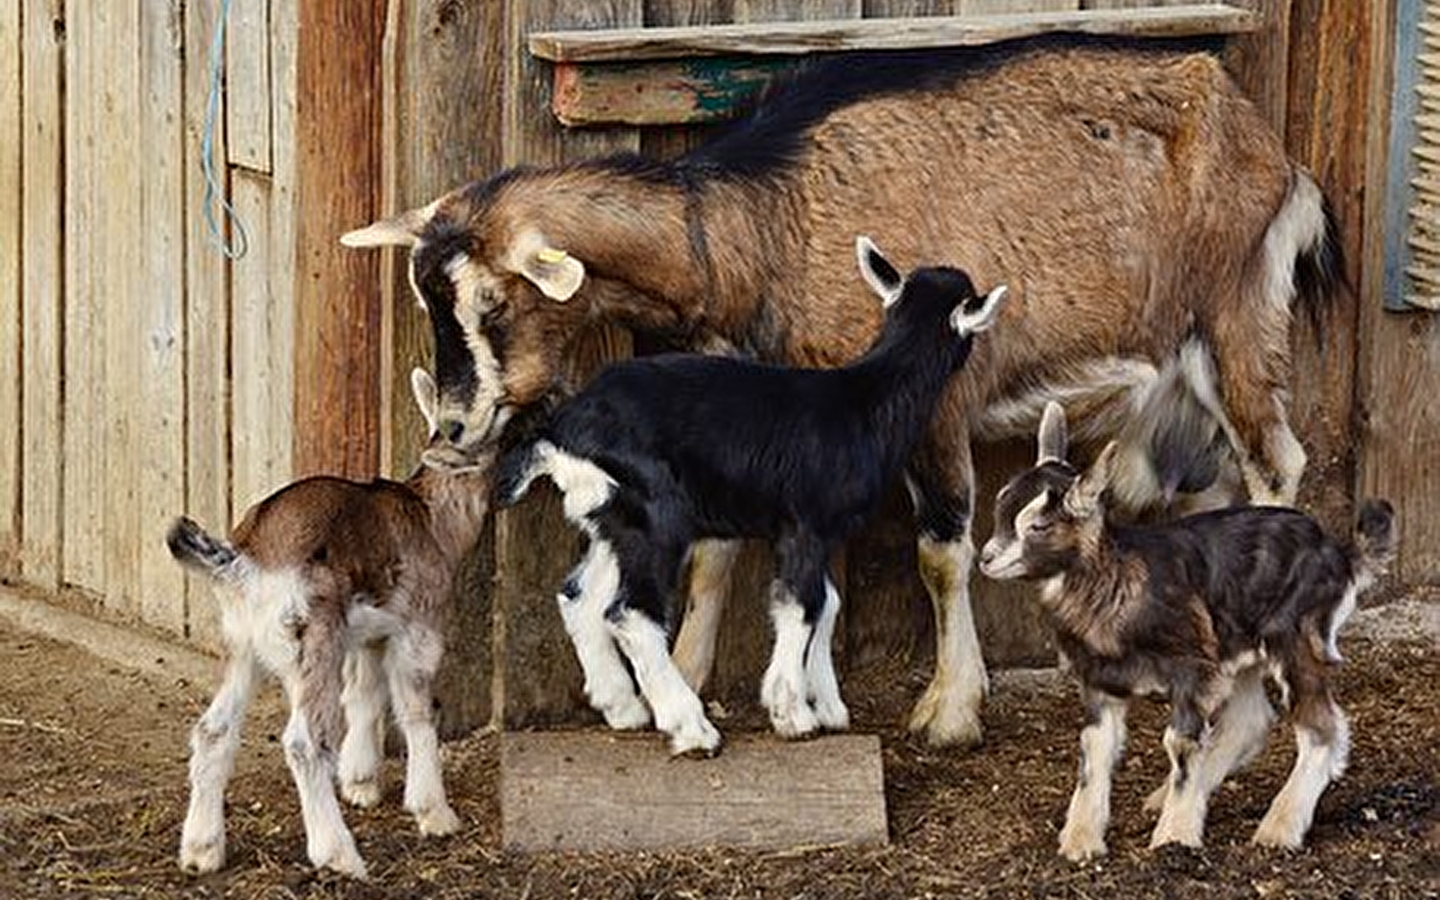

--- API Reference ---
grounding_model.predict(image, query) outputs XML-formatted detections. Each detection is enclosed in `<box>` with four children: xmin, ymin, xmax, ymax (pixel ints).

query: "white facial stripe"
<box><xmin>430</xmin><ymin>254</ymin><xmax>508</xmax><ymax>442</ymax></box>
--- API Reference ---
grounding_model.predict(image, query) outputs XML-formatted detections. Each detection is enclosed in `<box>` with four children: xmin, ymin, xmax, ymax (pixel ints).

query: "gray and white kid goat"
<box><xmin>979</xmin><ymin>402</ymin><xmax>1394</xmax><ymax>860</ymax></box>
<box><xmin>166</xmin><ymin>370</ymin><xmax>489</xmax><ymax>877</ymax></box>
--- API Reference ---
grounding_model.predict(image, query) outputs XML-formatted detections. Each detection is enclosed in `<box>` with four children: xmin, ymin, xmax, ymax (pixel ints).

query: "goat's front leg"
<box><xmin>179</xmin><ymin>650</ymin><xmax>260</xmax><ymax>874</ymax></box>
<box><xmin>805</xmin><ymin>575</ymin><xmax>849</xmax><ymax>731</ymax></box>
<box><xmin>906</xmin><ymin>422</ymin><xmax>987</xmax><ymax>748</ymax></box>
<box><xmin>672</xmin><ymin>538</ymin><xmax>741</xmax><ymax>693</ymax></box>
<box><xmin>1059</xmin><ymin>690</ymin><xmax>1128</xmax><ymax>862</ymax></box>
<box><xmin>561</xmin><ymin>539</ymin><xmax>650</xmax><ymax>730</ymax></box>
<box><xmin>1150</xmin><ymin>693</ymin><xmax>1212</xmax><ymax>849</ymax></box>
<box><xmin>1145</xmin><ymin>667</ymin><xmax>1274</xmax><ymax>813</ymax></box>
<box><xmin>384</xmin><ymin>626</ymin><xmax>459</xmax><ymax>837</ymax></box>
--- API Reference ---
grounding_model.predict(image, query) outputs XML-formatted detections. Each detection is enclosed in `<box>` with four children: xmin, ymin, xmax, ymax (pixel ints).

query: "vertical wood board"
<box><xmin>501</xmin><ymin>731</ymin><xmax>888</xmax><ymax>852</ymax></box>
<box><xmin>98</xmin><ymin>0</ymin><xmax>142</xmax><ymax>616</ymax></box>
<box><xmin>224</xmin><ymin>0</ymin><xmax>271</xmax><ymax>172</ymax></box>
<box><xmin>181</xmin><ymin>0</ymin><xmax>232</xmax><ymax>647</ymax></box>
<box><xmin>0</xmin><ymin>0</ymin><xmax>21</xmax><ymax>571</ymax></box>
<box><xmin>137</xmin><ymin>0</ymin><xmax>186</xmax><ymax>634</ymax></box>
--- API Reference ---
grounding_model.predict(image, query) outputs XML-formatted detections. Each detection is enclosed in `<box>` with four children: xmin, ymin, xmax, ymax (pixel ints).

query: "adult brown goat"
<box><xmin>341</xmin><ymin>37</ymin><xmax>1337</xmax><ymax>749</ymax></box>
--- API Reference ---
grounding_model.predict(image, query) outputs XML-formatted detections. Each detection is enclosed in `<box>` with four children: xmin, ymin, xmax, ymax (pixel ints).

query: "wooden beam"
<box><xmin>293</xmin><ymin>0</ymin><xmax>385</xmax><ymax>479</ymax></box>
<box><xmin>0</xmin><ymin>0</ymin><xmax>21</xmax><ymax>573</ymax></box>
<box><xmin>530</xmin><ymin>4</ymin><xmax>1256</xmax><ymax>62</ymax></box>
<box><xmin>501</xmin><ymin>731</ymin><xmax>888</xmax><ymax>852</ymax></box>
<box><xmin>552</xmin><ymin>56</ymin><xmax>788</xmax><ymax>126</ymax></box>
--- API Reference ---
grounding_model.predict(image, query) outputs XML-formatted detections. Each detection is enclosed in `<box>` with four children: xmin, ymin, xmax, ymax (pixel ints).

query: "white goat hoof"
<box><xmin>602</xmin><ymin>696</ymin><xmax>652</xmax><ymax>730</ymax></box>
<box><xmin>1251</xmin><ymin>818</ymin><xmax>1304</xmax><ymax>850</ymax></box>
<box><xmin>908</xmin><ymin>686</ymin><xmax>984</xmax><ymax>748</ymax></box>
<box><xmin>1150</xmin><ymin>818</ymin><xmax>1205</xmax><ymax>851</ymax></box>
<box><xmin>178</xmin><ymin>836</ymin><xmax>225</xmax><ymax>874</ymax></box>
<box><xmin>669</xmin><ymin>718</ymin><xmax>723</xmax><ymax>758</ymax></box>
<box><xmin>812</xmin><ymin>696</ymin><xmax>850</xmax><ymax>732</ymax></box>
<box><xmin>342</xmin><ymin>778</ymin><xmax>382</xmax><ymax>809</ymax></box>
<box><xmin>312</xmin><ymin>845</ymin><xmax>368</xmax><ymax>879</ymax></box>
<box><xmin>417</xmin><ymin>803</ymin><xmax>461</xmax><ymax>837</ymax></box>
<box><xmin>1058</xmin><ymin>824</ymin><xmax>1106</xmax><ymax>863</ymax></box>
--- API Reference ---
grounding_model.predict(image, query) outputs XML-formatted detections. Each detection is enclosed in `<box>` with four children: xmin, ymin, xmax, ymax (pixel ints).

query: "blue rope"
<box><xmin>201</xmin><ymin>0</ymin><xmax>248</xmax><ymax>260</ymax></box>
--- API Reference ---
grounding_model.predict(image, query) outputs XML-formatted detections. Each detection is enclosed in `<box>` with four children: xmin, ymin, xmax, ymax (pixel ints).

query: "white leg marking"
<box><xmin>561</xmin><ymin>540</ymin><xmax>650</xmax><ymax>730</ymax></box>
<box><xmin>806</xmin><ymin>577</ymin><xmax>849</xmax><ymax>731</ymax></box>
<box><xmin>1145</xmin><ymin>669</ymin><xmax>1274</xmax><ymax>813</ymax></box>
<box><xmin>672</xmin><ymin>539</ymin><xmax>741</xmax><ymax>693</ymax></box>
<box><xmin>610</xmin><ymin>608</ymin><xmax>720</xmax><ymax>756</ymax></box>
<box><xmin>384</xmin><ymin>630</ymin><xmax>459</xmax><ymax>837</ymax></box>
<box><xmin>1059</xmin><ymin>696</ymin><xmax>1127</xmax><ymax>862</ymax></box>
<box><xmin>1254</xmin><ymin>708</ymin><xmax>1350</xmax><ymax>849</ymax></box>
<box><xmin>279</xmin><ymin>677</ymin><xmax>366</xmax><ymax>878</ymax></box>
<box><xmin>1150</xmin><ymin>727</ymin><xmax>1209</xmax><ymax>849</ymax></box>
<box><xmin>910</xmin><ymin>534</ymin><xmax>987</xmax><ymax>748</ymax></box>
<box><xmin>338</xmin><ymin>645</ymin><xmax>387</xmax><ymax>809</ymax></box>
<box><xmin>179</xmin><ymin>651</ymin><xmax>260</xmax><ymax>874</ymax></box>
<box><xmin>1325</xmin><ymin>581</ymin><xmax>1360</xmax><ymax>663</ymax></box>
<box><xmin>536</xmin><ymin>443</ymin><xmax>617</xmax><ymax>525</ymax></box>
<box><xmin>761</xmin><ymin>586</ymin><xmax>820</xmax><ymax>739</ymax></box>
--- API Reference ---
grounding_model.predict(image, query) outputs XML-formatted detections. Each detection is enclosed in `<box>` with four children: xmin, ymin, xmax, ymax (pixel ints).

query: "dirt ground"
<box><xmin>1</xmin><ymin>589</ymin><xmax>1436</xmax><ymax>900</ymax></box>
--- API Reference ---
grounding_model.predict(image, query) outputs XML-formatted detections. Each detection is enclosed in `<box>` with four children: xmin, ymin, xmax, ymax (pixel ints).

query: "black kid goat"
<box><xmin>494</xmin><ymin>239</ymin><xmax>1006</xmax><ymax>755</ymax></box>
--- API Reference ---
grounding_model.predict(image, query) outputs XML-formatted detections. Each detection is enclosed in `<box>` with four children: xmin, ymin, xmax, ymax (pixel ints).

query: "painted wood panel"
<box><xmin>19</xmin><ymin>0</ymin><xmax>65</xmax><ymax>591</ymax></box>
<box><xmin>0</xmin><ymin>0</ymin><xmax>21</xmax><ymax>573</ymax></box>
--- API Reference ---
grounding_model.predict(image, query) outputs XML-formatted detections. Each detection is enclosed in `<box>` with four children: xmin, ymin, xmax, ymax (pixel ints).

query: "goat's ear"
<box><xmin>410</xmin><ymin>368</ymin><xmax>439</xmax><ymax>437</ymax></box>
<box><xmin>856</xmin><ymin>235</ymin><xmax>904</xmax><ymax>309</ymax></box>
<box><xmin>1065</xmin><ymin>441</ymin><xmax>1118</xmax><ymax>519</ymax></box>
<box><xmin>950</xmin><ymin>283</ymin><xmax>1007</xmax><ymax>334</ymax></box>
<box><xmin>1037</xmin><ymin>401</ymin><xmax>1068</xmax><ymax>464</ymax></box>
<box><xmin>340</xmin><ymin>199</ymin><xmax>440</xmax><ymax>249</ymax></box>
<box><xmin>508</xmin><ymin>229</ymin><xmax>586</xmax><ymax>302</ymax></box>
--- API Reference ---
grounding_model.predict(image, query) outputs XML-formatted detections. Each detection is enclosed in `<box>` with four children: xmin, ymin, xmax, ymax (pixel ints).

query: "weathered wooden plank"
<box><xmin>137</xmin><ymin>0</ymin><xmax>186</xmax><ymax>635</ymax></box>
<box><xmin>530</xmin><ymin>4</ymin><xmax>1256</xmax><ymax>62</ymax></box>
<box><xmin>99</xmin><ymin>0</ymin><xmax>143</xmax><ymax>617</ymax></box>
<box><xmin>59</xmin><ymin>0</ymin><xmax>103</xmax><ymax>596</ymax></box>
<box><xmin>20</xmin><ymin>0</ymin><xmax>64</xmax><ymax>591</ymax></box>
<box><xmin>229</xmin><ymin>170</ymin><xmax>288</xmax><ymax>512</ymax></box>
<box><xmin>386</xmin><ymin>0</ymin><xmax>508</xmax><ymax>737</ymax></box>
<box><xmin>494</xmin><ymin>0</ymin><xmax>642</xmax><ymax>728</ymax></box>
<box><xmin>181</xmin><ymin>0</ymin><xmax>231</xmax><ymax>648</ymax></box>
<box><xmin>552</xmin><ymin>56</ymin><xmax>787</xmax><ymax>126</ymax></box>
<box><xmin>224</xmin><ymin>0</ymin><xmax>270</xmax><ymax>172</ymax></box>
<box><xmin>637</xmin><ymin>0</ymin><xmax>734</xmax><ymax>157</ymax></box>
<box><xmin>501</xmin><ymin>731</ymin><xmax>888</xmax><ymax>852</ymax></box>
<box><xmin>293</xmin><ymin>0</ymin><xmax>384</xmax><ymax>480</ymax></box>
<box><xmin>1222</xmin><ymin>0</ymin><xmax>1288</xmax><ymax>130</ymax></box>
<box><xmin>0</xmin><ymin>0</ymin><xmax>21</xmax><ymax>573</ymax></box>
<box><xmin>1359</xmin><ymin>0</ymin><xmax>1440</xmax><ymax>581</ymax></box>
<box><xmin>266</xmin><ymin>0</ymin><xmax>297</xmax><ymax>487</ymax></box>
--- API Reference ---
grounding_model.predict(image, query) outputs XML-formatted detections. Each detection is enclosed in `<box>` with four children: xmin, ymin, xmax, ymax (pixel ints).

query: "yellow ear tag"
<box><xmin>536</xmin><ymin>247</ymin><xmax>568</xmax><ymax>264</ymax></box>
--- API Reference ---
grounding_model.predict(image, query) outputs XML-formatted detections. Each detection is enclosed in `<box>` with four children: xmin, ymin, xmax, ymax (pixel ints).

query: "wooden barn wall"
<box><xmin>1</xmin><ymin>0</ymin><xmax>299</xmax><ymax>649</ymax></box>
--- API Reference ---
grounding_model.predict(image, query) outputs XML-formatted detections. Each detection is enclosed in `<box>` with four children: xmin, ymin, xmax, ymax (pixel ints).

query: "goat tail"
<box><xmin>1285</xmin><ymin>170</ymin><xmax>1344</xmax><ymax>340</ymax></box>
<box><xmin>166</xmin><ymin>516</ymin><xmax>244</xmax><ymax>582</ymax></box>
<box><xmin>1353</xmin><ymin>498</ymin><xmax>1397</xmax><ymax>579</ymax></box>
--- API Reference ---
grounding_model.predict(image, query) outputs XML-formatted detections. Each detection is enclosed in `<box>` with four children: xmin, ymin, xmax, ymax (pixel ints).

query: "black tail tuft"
<box><xmin>1294</xmin><ymin>191</ymin><xmax>1345</xmax><ymax>348</ymax></box>
<box><xmin>166</xmin><ymin>516</ymin><xmax>239</xmax><ymax>577</ymax></box>
<box><xmin>1354</xmin><ymin>499</ymin><xmax>1397</xmax><ymax>577</ymax></box>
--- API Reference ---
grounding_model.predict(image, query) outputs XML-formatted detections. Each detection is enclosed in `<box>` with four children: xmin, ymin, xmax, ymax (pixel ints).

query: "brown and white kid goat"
<box><xmin>979</xmin><ymin>402</ymin><xmax>1395</xmax><ymax>860</ymax></box>
<box><xmin>342</xmin><ymin>37</ymin><xmax>1339</xmax><ymax>749</ymax></box>
<box><xmin>166</xmin><ymin>370</ymin><xmax>489</xmax><ymax>878</ymax></box>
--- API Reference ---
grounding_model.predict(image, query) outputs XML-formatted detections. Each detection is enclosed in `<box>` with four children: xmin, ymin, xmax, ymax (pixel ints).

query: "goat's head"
<box><xmin>855</xmin><ymin>235</ymin><xmax>1007</xmax><ymax>341</ymax></box>
<box><xmin>342</xmin><ymin>174</ymin><xmax>599</xmax><ymax>460</ymax></box>
<box><xmin>979</xmin><ymin>401</ymin><xmax>1117</xmax><ymax>580</ymax></box>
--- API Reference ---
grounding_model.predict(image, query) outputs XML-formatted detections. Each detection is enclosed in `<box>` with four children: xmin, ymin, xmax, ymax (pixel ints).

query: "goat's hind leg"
<box><xmin>384</xmin><ymin>626</ymin><xmax>460</xmax><ymax>837</ymax></box>
<box><xmin>338</xmin><ymin>643</ymin><xmax>387</xmax><ymax>808</ymax></box>
<box><xmin>179</xmin><ymin>650</ymin><xmax>261</xmax><ymax>873</ymax></box>
<box><xmin>1253</xmin><ymin>672</ymin><xmax>1349</xmax><ymax>849</ymax></box>
<box><xmin>1145</xmin><ymin>667</ymin><xmax>1274</xmax><ymax>813</ymax></box>
<box><xmin>1150</xmin><ymin>692</ymin><xmax>1217</xmax><ymax>850</ymax></box>
<box><xmin>672</xmin><ymin>538</ymin><xmax>741</xmax><ymax>693</ymax></box>
<box><xmin>906</xmin><ymin>423</ymin><xmax>987</xmax><ymax>748</ymax></box>
<box><xmin>806</xmin><ymin>575</ymin><xmax>849</xmax><ymax>731</ymax></box>
<box><xmin>561</xmin><ymin>539</ymin><xmax>650</xmax><ymax>730</ymax></box>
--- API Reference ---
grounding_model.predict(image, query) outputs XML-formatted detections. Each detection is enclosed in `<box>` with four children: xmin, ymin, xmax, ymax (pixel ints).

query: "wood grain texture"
<box><xmin>292</xmin><ymin>0</ymin><xmax>384</xmax><ymax>480</ymax></box>
<box><xmin>501</xmin><ymin>731</ymin><xmax>888</xmax><ymax>852</ymax></box>
<box><xmin>137</xmin><ymin>0</ymin><xmax>186</xmax><ymax>635</ymax></box>
<box><xmin>530</xmin><ymin>4</ymin><xmax>1255</xmax><ymax>61</ymax></box>
<box><xmin>224</xmin><ymin>0</ymin><xmax>270</xmax><ymax>172</ymax></box>
<box><xmin>1359</xmin><ymin>0</ymin><xmax>1440</xmax><ymax>580</ymax></box>
<box><xmin>493</xmin><ymin>0</ymin><xmax>642</xmax><ymax>728</ymax></box>
<box><xmin>20</xmin><ymin>0</ymin><xmax>64</xmax><ymax>591</ymax></box>
<box><xmin>0</xmin><ymin>0</ymin><xmax>20</xmax><ymax>573</ymax></box>
<box><xmin>386</xmin><ymin>0</ymin><xmax>509</xmax><ymax>737</ymax></box>
<box><xmin>181</xmin><ymin>0</ymin><xmax>231</xmax><ymax>648</ymax></box>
